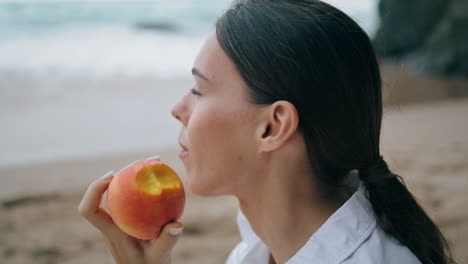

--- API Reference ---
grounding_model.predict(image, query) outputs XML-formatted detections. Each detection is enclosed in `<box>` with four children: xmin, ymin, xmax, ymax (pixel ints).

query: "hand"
<box><xmin>78</xmin><ymin>157</ymin><xmax>183</xmax><ymax>264</ymax></box>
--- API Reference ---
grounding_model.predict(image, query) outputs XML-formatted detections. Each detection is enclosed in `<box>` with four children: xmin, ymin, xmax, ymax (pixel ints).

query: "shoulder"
<box><xmin>227</xmin><ymin>184</ymin><xmax>422</xmax><ymax>264</ymax></box>
<box><xmin>340</xmin><ymin>225</ymin><xmax>422</xmax><ymax>264</ymax></box>
<box><xmin>285</xmin><ymin>184</ymin><xmax>421</xmax><ymax>264</ymax></box>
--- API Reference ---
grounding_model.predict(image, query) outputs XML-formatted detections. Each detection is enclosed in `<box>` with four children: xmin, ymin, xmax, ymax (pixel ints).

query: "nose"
<box><xmin>171</xmin><ymin>93</ymin><xmax>189</xmax><ymax>126</ymax></box>
<box><xmin>171</xmin><ymin>105</ymin><xmax>181</xmax><ymax>122</ymax></box>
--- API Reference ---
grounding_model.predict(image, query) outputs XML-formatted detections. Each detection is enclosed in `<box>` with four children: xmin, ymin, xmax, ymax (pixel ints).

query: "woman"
<box><xmin>78</xmin><ymin>0</ymin><xmax>456</xmax><ymax>263</ymax></box>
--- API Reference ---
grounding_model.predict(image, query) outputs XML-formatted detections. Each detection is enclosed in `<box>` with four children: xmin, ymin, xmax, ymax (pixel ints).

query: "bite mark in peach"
<box><xmin>106</xmin><ymin>159</ymin><xmax>185</xmax><ymax>240</ymax></box>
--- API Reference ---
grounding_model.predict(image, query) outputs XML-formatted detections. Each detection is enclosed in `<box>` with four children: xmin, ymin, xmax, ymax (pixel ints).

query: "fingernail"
<box><xmin>169</xmin><ymin>227</ymin><xmax>183</xmax><ymax>236</ymax></box>
<box><xmin>101</xmin><ymin>171</ymin><xmax>114</xmax><ymax>181</ymax></box>
<box><xmin>145</xmin><ymin>155</ymin><xmax>160</xmax><ymax>161</ymax></box>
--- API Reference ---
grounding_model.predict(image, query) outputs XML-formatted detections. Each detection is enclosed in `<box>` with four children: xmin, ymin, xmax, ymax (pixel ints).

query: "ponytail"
<box><xmin>215</xmin><ymin>0</ymin><xmax>456</xmax><ymax>263</ymax></box>
<box><xmin>360</xmin><ymin>155</ymin><xmax>456</xmax><ymax>264</ymax></box>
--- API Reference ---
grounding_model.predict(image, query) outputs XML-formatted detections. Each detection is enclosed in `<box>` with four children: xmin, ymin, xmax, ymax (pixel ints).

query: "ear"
<box><xmin>257</xmin><ymin>100</ymin><xmax>299</xmax><ymax>152</ymax></box>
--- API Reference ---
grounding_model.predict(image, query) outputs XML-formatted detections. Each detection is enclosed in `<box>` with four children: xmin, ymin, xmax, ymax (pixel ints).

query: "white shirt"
<box><xmin>226</xmin><ymin>184</ymin><xmax>421</xmax><ymax>264</ymax></box>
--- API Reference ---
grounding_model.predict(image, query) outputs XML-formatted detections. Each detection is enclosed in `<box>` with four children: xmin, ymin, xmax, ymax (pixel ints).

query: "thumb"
<box><xmin>144</xmin><ymin>222</ymin><xmax>183</xmax><ymax>263</ymax></box>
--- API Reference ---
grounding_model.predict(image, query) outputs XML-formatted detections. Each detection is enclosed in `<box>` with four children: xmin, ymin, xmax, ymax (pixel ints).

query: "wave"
<box><xmin>0</xmin><ymin>0</ymin><xmax>376</xmax><ymax>77</ymax></box>
<box><xmin>0</xmin><ymin>26</ymin><xmax>206</xmax><ymax>78</ymax></box>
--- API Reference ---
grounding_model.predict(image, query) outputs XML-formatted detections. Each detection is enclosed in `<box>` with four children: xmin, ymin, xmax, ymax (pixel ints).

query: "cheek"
<box><xmin>185</xmin><ymin>105</ymin><xmax>255</xmax><ymax>195</ymax></box>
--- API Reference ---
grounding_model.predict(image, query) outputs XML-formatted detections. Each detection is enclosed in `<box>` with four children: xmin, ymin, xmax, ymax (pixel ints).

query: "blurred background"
<box><xmin>0</xmin><ymin>0</ymin><xmax>466</xmax><ymax>263</ymax></box>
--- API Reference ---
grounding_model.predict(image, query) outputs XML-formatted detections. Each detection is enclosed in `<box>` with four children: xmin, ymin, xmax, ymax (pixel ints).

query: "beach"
<box><xmin>2</xmin><ymin>1</ymin><xmax>466</xmax><ymax>263</ymax></box>
<box><xmin>1</xmin><ymin>66</ymin><xmax>467</xmax><ymax>263</ymax></box>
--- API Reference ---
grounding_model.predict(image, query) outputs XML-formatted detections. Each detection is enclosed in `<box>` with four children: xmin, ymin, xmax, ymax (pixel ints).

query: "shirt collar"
<box><xmin>285</xmin><ymin>183</ymin><xmax>377</xmax><ymax>263</ymax></box>
<box><xmin>236</xmin><ymin>183</ymin><xmax>377</xmax><ymax>264</ymax></box>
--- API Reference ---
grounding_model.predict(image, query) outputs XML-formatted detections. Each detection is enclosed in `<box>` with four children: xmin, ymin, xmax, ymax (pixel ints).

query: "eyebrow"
<box><xmin>191</xmin><ymin>68</ymin><xmax>211</xmax><ymax>82</ymax></box>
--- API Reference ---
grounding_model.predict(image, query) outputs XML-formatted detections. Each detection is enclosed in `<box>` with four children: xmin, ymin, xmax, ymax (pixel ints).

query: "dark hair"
<box><xmin>215</xmin><ymin>0</ymin><xmax>455</xmax><ymax>263</ymax></box>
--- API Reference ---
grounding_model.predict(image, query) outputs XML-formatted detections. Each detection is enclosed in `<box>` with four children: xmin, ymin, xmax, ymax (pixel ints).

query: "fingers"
<box><xmin>144</xmin><ymin>222</ymin><xmax>183</xmax><ymax>262</ymax></box>
<box><xmin>78</xmin><ymin>156</ymin><xmax>161</xmax><ymax>234</ymax></box>
<box><xmin>145</xmin><ymin>155</ymin><xmax>161</xmax><ymax>161</ymax></box>
<box><xmin>78</xmin><ymin>171</ymin><xmax>118</xmax><ymax>233</ymax></box>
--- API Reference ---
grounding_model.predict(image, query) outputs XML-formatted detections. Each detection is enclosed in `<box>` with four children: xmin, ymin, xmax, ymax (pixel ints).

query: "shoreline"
<box><xmin>0</xmin><ymin>70</ymin><xmax>193</xmax><ymax>168</ymax></box>
<box><xmin>0</xmin><ymin>147</ymin><xmax>181</xmax><ymax>200</ymax></box>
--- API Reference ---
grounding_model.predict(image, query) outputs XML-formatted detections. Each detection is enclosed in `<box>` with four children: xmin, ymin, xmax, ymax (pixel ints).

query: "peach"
<box><xmin>106</xmin><ymin>159</ymin><xmax>185</xmax><ymax>240</ymax></box>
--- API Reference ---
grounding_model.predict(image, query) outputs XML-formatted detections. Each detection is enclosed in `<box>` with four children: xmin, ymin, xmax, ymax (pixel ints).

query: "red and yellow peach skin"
<box><xmin>106</xmin><ymin>159</ymin><xmax>185</xmax><ymax>240</ymax></box>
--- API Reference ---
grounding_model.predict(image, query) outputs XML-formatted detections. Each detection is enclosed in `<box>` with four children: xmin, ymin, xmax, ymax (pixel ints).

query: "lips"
<box><xmin>178</xmin><ymin>141</ymin><xmax>189</xmax><ymax>160</ymax></box>
<box><xmin>179</xmin><ymin>142</ymin><xmax>188</xmax><ymax>151</ymax></box>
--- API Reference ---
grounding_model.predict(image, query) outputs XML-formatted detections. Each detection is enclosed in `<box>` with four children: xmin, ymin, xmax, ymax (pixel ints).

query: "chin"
<box><xmin>187</xmin><ymin>181</ymin><xmax>217</xmax><ymax>197</ymax></box>
<box><xmin>185</xmin><ymin>173</ymin><xmax>226</xmax><ymax>197</ymax></box>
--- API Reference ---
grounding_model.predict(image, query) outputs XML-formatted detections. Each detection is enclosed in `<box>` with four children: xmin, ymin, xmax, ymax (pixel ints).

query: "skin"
<box><xmin>171</xmin><ymin>33</ymin><xmax>349</xmax><ymax>263</ymax></box>
<box><xmin>79</xmin><ymin>32</ymin><xmax>350</xmax><ymax>264</ymax></box>
<box><xmin>78</xmin><ymin>157</ymin><xmax>183</xmax><ymax>264</ymax></box>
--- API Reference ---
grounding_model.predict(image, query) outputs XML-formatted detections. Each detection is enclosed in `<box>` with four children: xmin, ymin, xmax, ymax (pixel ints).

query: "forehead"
<box><xmin>193</xmin><ymin>33</ymin><xmax>241</xmax><ymax>85</ymax></box>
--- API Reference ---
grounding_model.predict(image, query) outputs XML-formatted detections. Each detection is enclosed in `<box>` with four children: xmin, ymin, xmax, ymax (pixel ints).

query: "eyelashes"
<box><xmin>190</xmin><ymin>88</ymin><xmax>202</xmax><ymax>96</ymax></box>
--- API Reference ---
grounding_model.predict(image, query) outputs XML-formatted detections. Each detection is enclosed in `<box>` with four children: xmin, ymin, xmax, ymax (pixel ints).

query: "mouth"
<box><xmin>178</xmin><ymin>141</ymin><xmax>189</xmax><ymax>160</ymax></box>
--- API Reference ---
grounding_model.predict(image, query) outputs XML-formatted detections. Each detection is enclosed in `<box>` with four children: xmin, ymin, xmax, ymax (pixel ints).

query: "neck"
<box><xmin>236</xmin><ymin>150</ymin><xmax>349</xmax><ymax>263</ymax></box>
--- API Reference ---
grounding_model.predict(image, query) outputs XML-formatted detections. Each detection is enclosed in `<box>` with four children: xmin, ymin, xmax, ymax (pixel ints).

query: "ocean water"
<box><xmin>0</xmin><ymin>0</ymin><xmax>378</xmax><ymax>167</ymax></box>
<box><xmin>0</xmin><ymin>0</ymin><xmax>378</xmax><ymax>78</ymax></box>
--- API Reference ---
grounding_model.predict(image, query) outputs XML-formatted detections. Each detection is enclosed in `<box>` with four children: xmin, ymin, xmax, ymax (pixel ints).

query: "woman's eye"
<box><xmin>190</xmin><ymin>88</ymin><xmax>202</xmax><ymax>96</ymax></box>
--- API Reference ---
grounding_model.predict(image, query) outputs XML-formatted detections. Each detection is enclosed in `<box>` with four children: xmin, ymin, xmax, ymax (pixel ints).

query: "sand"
<box><xmin>1</xmin><ymin>66</ymin><xmax>467</xmax><ymax>263</ymax></box>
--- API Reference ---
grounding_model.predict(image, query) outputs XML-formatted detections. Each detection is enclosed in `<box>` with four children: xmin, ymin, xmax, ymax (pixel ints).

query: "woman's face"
<box><xmin>171</xmin><ymin>33</ymin><xmax>265</xmax><ymax>196</ymax></box>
